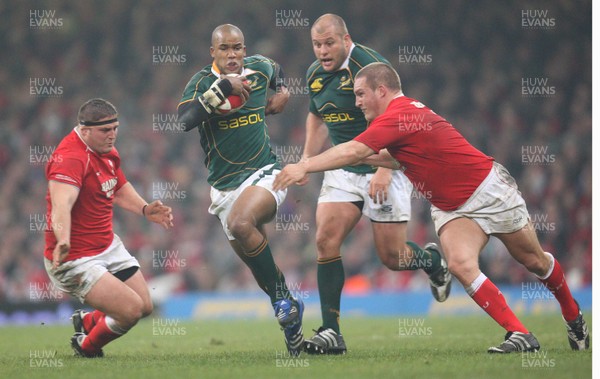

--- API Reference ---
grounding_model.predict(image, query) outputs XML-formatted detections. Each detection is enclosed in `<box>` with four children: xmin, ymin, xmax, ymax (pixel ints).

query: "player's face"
<box><xmin>354</xmin><ymin>77</ymin><xmax>379</xmax><ymax>122</ymax></box>
<box><xmin>80</xmin><ymin>118</ymin><xmax>119</xmax><ymax>154</ymax></box>
<box><xmin>311</xmin><ymin>25</ymin><xmax>351</xmax><ymax>72</ymax></box>
<box><xmin>210</xmin><ymin>31</ymin><xmax>246</xmax><ymax>75</ymax></box>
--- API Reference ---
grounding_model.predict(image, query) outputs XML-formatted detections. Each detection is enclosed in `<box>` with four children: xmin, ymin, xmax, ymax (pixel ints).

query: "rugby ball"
<box><xmin>216</xmin><ymin>74</ymin><xmax>248</xmax><ymax>115</ymax></box>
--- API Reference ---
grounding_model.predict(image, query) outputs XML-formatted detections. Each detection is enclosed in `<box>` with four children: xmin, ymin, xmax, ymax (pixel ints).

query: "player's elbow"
<box><xmin>177</xmin><ymin>103</ymin><xmax>203</xmax><ymax>131</ymax></box>
<box><xmin>176</xmin><ymin>110</ymin><xmax>196</xmax><ymax>132</ymax></box>
<box><xmin>341</xmin><ymin>146</ymin><xmax>365</xmax><ymax>166</ymax></box>
<box><xmin>341</xmin><ymin>143</ymin><xmax>372</xmax><ymax>165</ymax></box>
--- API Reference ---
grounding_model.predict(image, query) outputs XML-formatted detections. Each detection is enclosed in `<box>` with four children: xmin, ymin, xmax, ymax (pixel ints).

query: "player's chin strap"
<box><xmin>198</xmin><ymin>78</ymin><xmax>233</xmax><ymax>114</ymax></box>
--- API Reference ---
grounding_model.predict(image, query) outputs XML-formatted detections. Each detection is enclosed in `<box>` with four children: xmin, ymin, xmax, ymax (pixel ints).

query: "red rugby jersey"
<box><xmin>355</xmin><ymin>96</ymin><xmax>494</xmax><ymax>211</ymax></box>
<box><xmin>44</xmin><ymin>128</ymin><xmax>127</xmax><ymax>261</ymax></box>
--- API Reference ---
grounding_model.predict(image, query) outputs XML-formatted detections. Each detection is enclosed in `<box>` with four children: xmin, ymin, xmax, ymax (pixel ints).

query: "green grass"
<box><xmin>0</xmin><ymin>314</ymin><xmax>591</xmax><ymax>379</ymax></box>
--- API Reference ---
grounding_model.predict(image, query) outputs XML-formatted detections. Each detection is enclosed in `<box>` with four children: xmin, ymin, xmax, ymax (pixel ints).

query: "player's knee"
<box><xmin>379</xmin><ymin>250</ymin><xmax>401</xmax><ymax>270</ymax></box>
<box><xmin>120</xmin><ymin>298</ymin><xmax>145</xmax><ymax>327</ymax></box>
<box><xmin>520</xmin><ymin>253</ymin><xmax>549</xmax><ymax>276</ymax></box>
<box><xmin>141</xmin><ymin>301</ymin><xmax>154</xmax><ymax>318</ymax></box>
<box><xmin>445</xmin><ymin>255</ymin><xmax>474</xmax><ymax>279</ymax></box>
<box><xmin>227</xmin><ymin>217</ymin><xmax>254</xmax><ymax>241</ymax></box>
<box><xmin>315</xmin><ymin>230</ymin><xmax>342</xmax><ymax>258</ymax></box>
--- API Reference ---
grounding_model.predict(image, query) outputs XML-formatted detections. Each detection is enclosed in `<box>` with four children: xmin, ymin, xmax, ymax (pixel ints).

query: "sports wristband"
<box><xmin>198</xmin><ymin>78</ymin><xmax>233</xmax><ymax>113</ymax></box>
<box><xmin>142</xmin><ymin>204</ymin><xmax>148</xmax><ymax>217</ymax></box>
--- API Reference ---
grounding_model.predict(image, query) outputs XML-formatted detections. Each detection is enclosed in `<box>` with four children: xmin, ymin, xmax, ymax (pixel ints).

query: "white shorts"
<box><xmin>318</xmin><ymin>168</ymin><xmax>412</xmax><ymax>222</ymax></box>
<box><xmin>44</xmin><ymin>234</ymin><xmax>140</xmax><ymax>303</ymax></box>
<box><xmin>209</xmin><ymin>164</ymin><xmax>287</xmax><ymax>240</ymax></box>
<box><xmin>430</xmin><ymin>162</ymin><xmax>530</xmax><ymax>235</ymax></box>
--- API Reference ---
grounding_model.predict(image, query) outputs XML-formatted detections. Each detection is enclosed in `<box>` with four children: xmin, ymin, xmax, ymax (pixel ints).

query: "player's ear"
<box><xmin>210</xmin><ymin>46</ymin><xmax>215</xmax><ymax>58</ymax></box>
<box><xmin>343</xmin><ymin>34</ymin><xmax>352</xmax><ymax>49</ymax></box>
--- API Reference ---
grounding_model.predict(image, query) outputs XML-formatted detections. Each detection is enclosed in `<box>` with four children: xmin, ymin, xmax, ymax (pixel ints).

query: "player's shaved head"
<box><xmin>312</xmin><ymin>13</ymin><xmax>348</xmax><ymax>37</ymax></box>
<box><xmin>356</xmin><ymin>63</ymin><xmax>402</xmax><ymax>92</ymax></box>
<box><xmin>212</xmin><ymin>24</ymin><xmax>244</xmax><ymax>46</ymax></box>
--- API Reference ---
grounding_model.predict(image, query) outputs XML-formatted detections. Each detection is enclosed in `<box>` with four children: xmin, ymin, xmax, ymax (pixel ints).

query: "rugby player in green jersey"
<box><xmin>177</xmin><ymin>24</ymin><xmax>303</xmax><ymax>356</ymax></box>
<box><xmin>299</xmin><ymin>14</ymin><xmax>452</xmax><ymax>354</ymax></box>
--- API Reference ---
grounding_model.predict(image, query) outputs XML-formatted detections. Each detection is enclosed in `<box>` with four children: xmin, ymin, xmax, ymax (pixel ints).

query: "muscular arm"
<box><xmin>273</xmin><ymin>141</ymin><xmax>375</xmax><ymax>190</ymax></box>
<box><xmin>48</xmin><ymin>180</ymin><xmax>79</xmax><ymax>268</ymax></box>
<box><xmin>361</xmin><ymin>149</ymin><xmax>401</xmax><ymax>169</ymax></box>
<box><xmin>113</xmin><ymin>182</ymin><xmax>147</xmax><ymax>216</ymax></box>
<box><xmin>114</xmin><ymin>182</ymin><xmax>174</xmax><ymax>229</ymax></box>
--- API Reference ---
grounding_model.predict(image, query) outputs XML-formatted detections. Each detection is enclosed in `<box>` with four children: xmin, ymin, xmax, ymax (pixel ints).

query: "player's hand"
<box><xmin>273</xmin><ymin>163</ymin><xmax>307</xmax><ymax>191</ymax></box>
<box><xmin>144</xmin><ymin>200</ymin><xmax>174</xmax><ymax>229</ymax></box>
<box><xmin>52</xmin><ymin>240</ymin><xmax>70</xmax><ymax>269</ymax></box>
<box><xmin>369</xmin><ymin>168</ymin><xmax>392</xmax><ymax>204</ymax></box>
<box><xmin>295</xmin><ymin>174</ymin><xmax>310</xmax><ymax>186</ymax></box>
<box><xmin>222</xmin><ymin>75</ymin><xmax>250</xmax><ymax>102</ymax></box>
<box><xmin>265</xmin><ymin>86</ymin><xmax>290</xmax><ymax>115</ymax></box>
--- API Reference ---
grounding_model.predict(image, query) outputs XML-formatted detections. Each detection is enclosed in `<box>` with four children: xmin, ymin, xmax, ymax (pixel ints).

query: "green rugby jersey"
<box><xmin>179</xmin><ymin>55</ymin><xmax>280</xmax><ymax>190</ymax></box>
<box><xmin>307</xmin><ymin>44</ymin><xmax>390</xmax><ymax>174</ymax></box>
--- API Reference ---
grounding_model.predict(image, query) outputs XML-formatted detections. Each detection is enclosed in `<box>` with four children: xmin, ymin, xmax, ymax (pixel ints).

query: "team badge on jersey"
<box><xmin>246</xmin><ymin>76</ymin><xmax>262</xmax><ymax>91</ymax></box>
<box><xmin>337</xmin><ymin>75</ymin><xmax>353</xmax><ymax>90</ymax></box>
<box><xmin>310</xmin><ymin>78</ymin><xmax>324</xmax><ymax>92</ymax></box>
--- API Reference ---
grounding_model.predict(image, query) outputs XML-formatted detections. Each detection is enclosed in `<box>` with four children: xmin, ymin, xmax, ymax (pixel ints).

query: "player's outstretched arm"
<box><xmin>114</xmin><ymin>182</ymin><xmax>173</xmax><ymax>229</ymax></box>
<box><xmin>273</xmin><ymin>140</ymin><xmax>375</xmax><ymax>191</ymax></box>
<box><xmin>360</xmin><ymin>149</ymin><xmax>400</xmax><ymax>169</ymax></box>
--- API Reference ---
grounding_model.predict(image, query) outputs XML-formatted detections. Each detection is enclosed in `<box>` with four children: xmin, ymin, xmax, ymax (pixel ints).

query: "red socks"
<box><xmin>81</xmin><ymin>315</ymin><xmax>127</xmax><ymax>354</ymax></box>
<box><xmin>468</xmin><ymin>273</ymin><xmax>528</xmax><ymax>333</ymax></box>
<box><xmin>82</xmin><ymin>310</ymin><xmax>105</xmax><ymax>334</ymax></box>
<box><xmin>538</xmin><ymin>253</ymin><xmax>580</xmax><ymax>322</ymax></box>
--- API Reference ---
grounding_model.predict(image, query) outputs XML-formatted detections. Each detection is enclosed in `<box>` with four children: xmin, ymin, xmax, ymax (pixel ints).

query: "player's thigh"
<box><xmin>438</xmin><ymin>217</ymin><xmax>489</xmax><ymax>285</ymax></box>
<box><xmin>228</xmin><ymin>185</ymin><xmax>278</xmax><ymax>226</ymax></box>
<box><xmin>315</xmin><ymin>202</ymin><xmax>362</xmax><ymax>254</ymax></box>
<box><xmin>84</xmin><ymin>272</ymin><xmax>144</xmax><ymax>319</ymax></box>
<box><xmin>123</xmin><ymin>270</ymin><xmax>153</xmax><ymax>316</ymax></box>
<box><xmin>493</xmin><ymin>222</ymin><xmax>550</xmax><ymax>276</ymax></box>
<box><xmin>371</xmin><ymin>221</ymin><xmax>407</xmax><ymax>254</ymax></box>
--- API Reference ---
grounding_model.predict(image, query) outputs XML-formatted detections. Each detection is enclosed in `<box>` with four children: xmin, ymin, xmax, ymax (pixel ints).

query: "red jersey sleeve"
<box><xmin>354</xmin><ymin>113</ymin><xmax>396</xmax><ymax>153</ymax></box>
<box><xmin>46</xmin><ymin>155</ymin><xmax>86</xmax><ymax>188</ymax></box>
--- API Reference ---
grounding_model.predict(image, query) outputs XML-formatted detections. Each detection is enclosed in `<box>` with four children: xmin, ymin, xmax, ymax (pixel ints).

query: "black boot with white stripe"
<box><xmin>487</xmin><ymin>331</ymin><xmax>540</xmax><ymax>353</ymax></box>
<box><xmin>304</xmin><ymin>327</ymin><xmax>347</xmax><ymax>355</ymax></box>
<box><xmin>564</xmin><ymin>304</ymin><xmax>590</xmax><ymax>350</ymax></box>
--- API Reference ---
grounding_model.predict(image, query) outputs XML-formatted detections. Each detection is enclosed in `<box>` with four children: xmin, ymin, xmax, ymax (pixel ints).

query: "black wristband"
<box><xmin>217</xmin><ymin>78</ymin><xmax>234</xmax><ymax>98</ymax></box>
<box><xmin>142</xmin><ymin>204</ymin><xmax>148</xmax><ymax>217</ymax></box>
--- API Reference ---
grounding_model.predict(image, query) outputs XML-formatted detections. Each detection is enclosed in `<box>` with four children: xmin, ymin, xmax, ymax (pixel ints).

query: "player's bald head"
<box><xmin>356</xmin><ymin>62</ymin><xmax>402</xmax><ymax>92</ymax></box>
<box><xmin>211</xmin><ymin>24</ymin><xmax>244</xmax><ymax>46</ymax></box>
<box><xmin>312</xmin><ymin>13</ymin><xmax>348</xmax><ymax>37</ymax></box>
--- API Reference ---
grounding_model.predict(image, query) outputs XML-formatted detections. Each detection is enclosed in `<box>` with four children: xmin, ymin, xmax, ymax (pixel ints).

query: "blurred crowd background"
<box><xmin>0</xmin><ymin>0</ymin><xmax>591</xmax><ymax>304</ymax></box>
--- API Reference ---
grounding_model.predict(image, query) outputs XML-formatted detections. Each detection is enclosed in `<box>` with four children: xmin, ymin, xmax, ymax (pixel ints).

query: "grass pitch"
<box><xmin>0</xmin><ymin>313</ymin><xmax>591</xmax><ymax>379</ymax></box>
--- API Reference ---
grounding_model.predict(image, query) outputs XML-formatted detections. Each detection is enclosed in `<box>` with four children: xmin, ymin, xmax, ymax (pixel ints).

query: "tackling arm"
<box><xmin>361</xmin><ymin>148</ymin><xmax>401</xmax><ymax>169</ymax></box>
<box><xmin>273</xmin><ymin>141</ymin><xmax>375</xmax><ymax>191</ymax></box>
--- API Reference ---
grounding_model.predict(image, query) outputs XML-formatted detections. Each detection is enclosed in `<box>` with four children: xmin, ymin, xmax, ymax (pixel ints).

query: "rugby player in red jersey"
<box><xmin>44</xmin><ymin>98</ymin><xmax>173</xmax><ymax>357</ymax></box>
<box><xmin>273</xmin><ymin>63</ymin><xmax>589</xmax><ymax>353</ymax></box>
